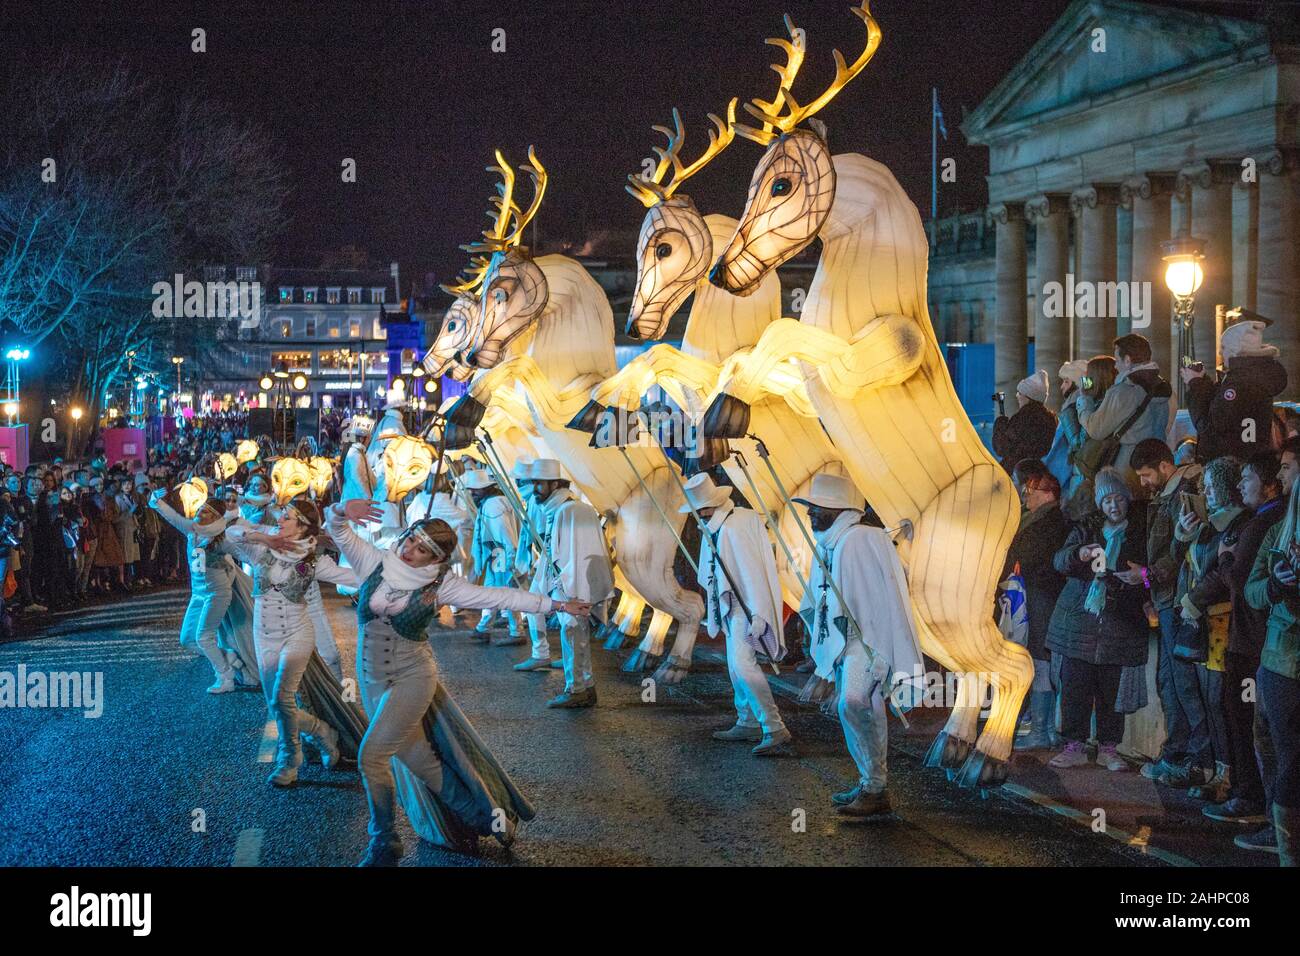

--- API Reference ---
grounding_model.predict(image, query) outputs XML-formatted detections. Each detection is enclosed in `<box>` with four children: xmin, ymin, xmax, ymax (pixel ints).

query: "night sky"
<box><xmin>6</xmin><ymin>0</ymin><xmax>1153</xmax><ymax>290</ymax></box>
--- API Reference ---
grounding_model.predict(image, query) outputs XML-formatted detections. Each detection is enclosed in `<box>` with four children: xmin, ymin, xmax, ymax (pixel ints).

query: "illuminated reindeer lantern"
<box><xmin>441</xmin><ymin>149</ymin><xmax>707</xmax><ymax>683</ymax></box>
<box><xmin>704</xmin><ymin>3</ymin><xmax>1030</xmax><ymax>787</ymax></box>
<box><xmin>588</xmin><ymin>96</ymin><xmax>845</xmax><ymax>609</ymax></box>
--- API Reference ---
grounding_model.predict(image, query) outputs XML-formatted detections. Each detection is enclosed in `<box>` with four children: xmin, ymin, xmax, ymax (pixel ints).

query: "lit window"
<box><xmin>326</xmin><ymin>288</ymin><xmax>340</xmax><ymax>304</ymax></box>
<box><xmin>372</xmin><ymin>318</ymin><xmax>383</xmax><ymax>338</ymax></box>
<box><xmin>371</xmin><ymin>288</ymin><xmax>387</xmax><ymax>304</ymax></box>
<box><xmin>304</xmin><ymin>288</ymin><xmax>317</xmax><ymax>304</ymax></box>
<box><xmin>347</xmin><ymin>288</ymin><xmax>362</xmax><ymax>304</ymax></box>
<box><xmin>279</xmin><ymin>320</ymin><xmax>291</xmax><ymax>338</ymax></box>
<box><xmin>328</xmin><ymin>318</ymin><xmax>341</xmax><ymax>338</ymax></box>
<box><xmin>349</xmin><ymin>318</ymin><xmax>362</xmax><ymax>338</ymax></box>
<box><xmin>279</xmin><ymin>288</ymin><xmax>293</xmax><ymax>303</ymax></box>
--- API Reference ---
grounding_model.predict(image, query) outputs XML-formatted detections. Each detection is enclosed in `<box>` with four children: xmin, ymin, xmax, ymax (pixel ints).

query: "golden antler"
<box><xmin>626</xmin><ymin>99</ymin><xmax>740</xmax><ymax>208</ymax></box>
<box><xmin>440</xmin><ymin>254</ymin><xmax>493</xmax><ymax>297</ymax></box>
<box><xmin>734</xmin><ymin>1</ymin><xmax>881</xmax><ymax>144</ymax></box>
<box><xmin>504</xmin><ymin>147</ymin><xmax>547</xmax><ymax>247</ymax></box>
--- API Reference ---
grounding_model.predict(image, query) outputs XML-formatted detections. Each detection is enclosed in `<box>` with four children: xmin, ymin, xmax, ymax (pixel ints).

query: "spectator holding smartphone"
<box><xmin>1046</xmin><ymin>467</ymin><xmax>1150</xmax><ymax>771</ymax></box>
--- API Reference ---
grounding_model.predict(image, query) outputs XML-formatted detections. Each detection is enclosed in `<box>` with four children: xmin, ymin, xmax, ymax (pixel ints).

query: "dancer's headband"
<box><xmin>403</xmin><ymin>520</ymin><xmax>448</xmax><ymax>563</ymax></box>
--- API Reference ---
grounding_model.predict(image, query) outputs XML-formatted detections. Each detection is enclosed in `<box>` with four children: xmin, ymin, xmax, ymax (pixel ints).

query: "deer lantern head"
<box><xmin>235</xmin><ymin>439</ymin><xmax>260</xmax><ymax>465</ymax></box>
<box><xmin>381</xmin><ymin>435</ymin><xmax>435</xmax><ymax>502</ymax></box>
<box><xmin>271</xmin><ymin>457</ymin><xmax>311</xmax><ymax>506</ymax></box>
<box><xmin>214</xmin><ymin>453</ymin><xmax>238</xmax><ymax>482</ymax></box>
<box><xmin>624</xmin><ymin>101</ymin><xmax>738</xmax><ymax>339</ymax></box>
<box><xmin>710</xmin><ymin>3</ymin><xmax>881</xmax><ymax>296</ymax></box>
<box><xmin>308</xmin><ymin>456</ymin><xmax>334</xmax><ymax>497</ymax></box>
<box><xmin>423</xmin><ymin>293</ymin><xmax>483</xmax><ymax>379</ymax></box>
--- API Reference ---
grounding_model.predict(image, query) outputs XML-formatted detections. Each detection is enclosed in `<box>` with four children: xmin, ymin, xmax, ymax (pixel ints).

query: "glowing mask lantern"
<box><xmin>382</xmin><ymin>436</ymin><xmax>435</xmax><ymax>502</ymax></box>
<box><xmin>214</xmin><ymin>453</ymin><xmax>238</xmax><ymax>482</ymax></box>
<box><xmin>271</xmin><ymin>457</ymin><xmax>311</xmax><ymax>506</ymax></box>
<box><xmin>177</xmin><ymin>477</ymin><xmax>209</xmax><ymax>520</ymax></box>
<box><xmin>308</xmin><ymin>456</ymin><xmax>335</xmax><ymax>497</ymax></box>
<box><xmin>236</xmin><ymin>439</ymin><xmax>260</xmax><ymax>465</ymax></box>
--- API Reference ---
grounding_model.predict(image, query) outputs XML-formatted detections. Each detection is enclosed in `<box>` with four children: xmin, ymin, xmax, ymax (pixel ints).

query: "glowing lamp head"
<box><xmin>235</xmin><ymin>439</ymin><xmax>260</xmax><ymax>464</ymax></box>
<box><xmin>381</xmin><ymin>435</ymin><xmax>435</xmax><ymax>502</ymax></box>
<box><xmin>270</xmin><ymin>457</ymin><xmax>311</xmax><ymax>505</ymax></box>
<box><xmin>71</xmin><ymin>407</ymin><xmax>84</xmax><ymax>421</ymax></box>
<box><xmin>1161</xmin><ymin>234</ymin><xmax>1207</xmax><ymax>299</ymax></box>
<box><xmin>259</xmin><ymin>375</ymin><xmax>274</xmax><ymax>390</ymax></box>
<box><xmin>214</xmin><ymin>453</ymin><xmax>239</xmax><ymax>481</ymax></box>
<box><xmin>291</xmin><ymin>373</ymin><xmax>309</xmax><ymax>391</ymax></box>
<box><xmin>3</xmin><ymin>402</ymin><xmax>16</xmax><ymax>418</ymax></box>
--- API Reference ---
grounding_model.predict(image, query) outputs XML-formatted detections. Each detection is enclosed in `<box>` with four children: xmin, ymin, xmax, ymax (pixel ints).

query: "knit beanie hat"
<box><xmin>1017</xmin><ymin>369</ymin><xmax>1050</xmax><ymax>403</ymax></box>
<box><xmin>1058</xmin><ymin>359</ymin><xmax>1088</xmax><ymax>387</ymax></box>
<box><xmin>1093</xmin><ymin>466</ymin><xmax>1132</xmax><ymax>507</ymax></box>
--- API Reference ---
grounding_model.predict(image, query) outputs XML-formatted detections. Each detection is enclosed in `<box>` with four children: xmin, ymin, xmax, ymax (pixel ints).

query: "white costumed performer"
<box><xmin>794</xmin><ymin>473</ymin><xmax>925</xmax><ymax>817</ymax></box>
<box><xmin>680</xmin><ymin>473</ymin><xmax>790</xmax><ymax>755</ymax></box>
<box><xmin>464</xmin><ymin>468</ymin><xmax>523</xmax><ymax>643</ymax></box>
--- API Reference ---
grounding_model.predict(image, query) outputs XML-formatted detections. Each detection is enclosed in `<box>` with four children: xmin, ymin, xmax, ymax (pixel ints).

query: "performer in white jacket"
<box><xmin>679</xmin><ymin>473</ymin><xmax>790</xmax><ymax>755</ymax></box>
<box><xmin>224</xmin><ymin>497</ymin><xmax>344</xmax><ymax>787</ymax></box>
<box><xmin>149</xmin><ymin>489</ymin><xmax>253</xmax><ymax>694</ymax></box>
<box><xmin>324</xmin><ymin>498</ymin><xmax>591</xmax><ymax>865</ymax></box>
<box><xmin>516</xmin><ymin>459</ymin><xmax>615</xmax><ymax>708</ymax></box>
<box><xmin>464</xmin><ymin>468</ymin><xmax>523</xmax><ymax>644</ymax></box>
<box><xmin>794</xmin><ymin>473</ymin><xmax>925</xmax><ymax>818</ymax></box>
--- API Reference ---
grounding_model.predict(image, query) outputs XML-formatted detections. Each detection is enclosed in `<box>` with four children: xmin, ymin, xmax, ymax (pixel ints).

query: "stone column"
<box><xmin>1258</xmin><ymin>149</ymin><xmax>1300</xmax><ymax>397</ymax></box>
<box><xmin>1123</xmin><ymin>173</ymin><xmax>1176</xmax><ymax>377</ymax></box>
<box><xmin>1233</xmin><ymin>176</ymin><xmax>1260</xmax><ymax>311</ymax></box>
<box><xmin>1180</xmin><ymin>160</ymin><xmax>1237</xmax><ymax>366</ymax></box>
<box><xmin>1071</xmin><ymin>184</ymin><xmax>1121</xmax><ymax>357</ymax></box>
<box><xmin>1026</xmin><ymin>194</ymin><xmax>1071</xmax><ymax>406</ymax></box>
<box><xmin>989</xmin><ymin>202</ymin><xmax>1028</xmax><ymax>398</ymax></box>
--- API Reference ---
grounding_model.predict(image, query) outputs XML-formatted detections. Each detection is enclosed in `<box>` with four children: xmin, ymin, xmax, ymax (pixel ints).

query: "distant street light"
<box><xmin>171</xmin><ymin>355</ymin><xmax>185</xmax><ymax>396</ymax></box>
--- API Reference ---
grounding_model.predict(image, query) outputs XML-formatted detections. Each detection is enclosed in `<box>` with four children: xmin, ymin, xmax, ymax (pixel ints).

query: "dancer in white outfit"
<box><xmin>515</xmin><ymin>459</ymin><xmax>615</xmax><ymax>708</ymax></box>
<box><xmin>509</xmin><ymin>459</ymin><xmax>556</xmax><ymax>673</ymax></box>
<box><xmin>678</xmin><ymin>473</ymin><xmax>790</xmax><ymax>755</ymax></box>
<box><xmin>224</xmin><ymin>497</ymin><xmax>344</xmax><ymax>787</ymax></box>
<box><xmin>149</xmin><ymin>489</ymin><xmax>255</xmax><ymax>694</ymax></box>
<box><xmin>324</xmin><ymin>498</ymin><xmax>591</xmax><ymax>865</ymax></box>
<box><xmin>464</xmin><ymin>469</ymin><xmax>524</xmax><ymax>645</ymax></box>
<box><xmin>794</xmin><ymin>474</ymin><xmax>925</xmax><ymax>817</ymax></box>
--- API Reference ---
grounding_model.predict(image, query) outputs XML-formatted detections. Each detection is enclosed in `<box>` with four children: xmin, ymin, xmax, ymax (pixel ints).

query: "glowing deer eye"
<box><xmin>656</xmin><ymin>242</ymin><xmax>672</xmax><ymax>259</ymax></box>
<box><xmin>447</xmin><ymin>320</ymin><xmax>458</xmax><ymax>331</ymax></box>
<box><xmin>771</xmin><ymin>177</ymin><xmax>793</xmax><ymax>197</ymax></box>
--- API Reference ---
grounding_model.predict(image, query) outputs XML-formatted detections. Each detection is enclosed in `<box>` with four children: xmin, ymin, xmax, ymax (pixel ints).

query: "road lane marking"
<box><xmin>256</xmin><ymin>721</ymin><xmax>279</xmax><ymax>762</ymax></box>
<box><xmin>231</xmin><ymin>828</ymin><xmax>265</xmax><ymax>867</ymax></box>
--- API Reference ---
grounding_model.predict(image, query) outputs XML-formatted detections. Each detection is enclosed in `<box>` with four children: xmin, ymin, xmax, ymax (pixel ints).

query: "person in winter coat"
<box><xmin>1182</xmin><ymin>309</ymin><xmax>1287</xmax><ymax>464</ymax></box>
<box><xmin>1063</xmin><ymin>355</ymin><xmax>1119</xmax><ymax>519</ymax></box>
<box><xmin>992</xmin><ymin>370</ymin><xmax>1058</xmax><ymax>476</ymax></box>
<box><xmin>1044</xmin><ymin>359</ymin><xmax>1088</xmax><ymax>492</ymax></box>
<box><xmin>1003</xmin><ymin>461</ymin><xmax>1071</xmax><ymax>750</ymax></box>
<box><xmin>1188</xmin><ymin>451</ymin><xmax>1284</xmax><ymax>826</ymax></box>
<box><xmin>1079</xmin><ymin>334</ymin><xmax>1176</xmax><ymax>473</ymax></box>
<box><xmin>1130</xmin><ymin>437</ymin><xmax>1210</xmax><ymax>786</ymax></box>
<box><xmin>1174</xmin><ymin>457</ymin><xmax>1247</xmax><ymax>798</ymax></box>
<box><xmin>1046</xmin><ymin>467</ymin><xmax>1150</xmax><ymax>771</ymax></box>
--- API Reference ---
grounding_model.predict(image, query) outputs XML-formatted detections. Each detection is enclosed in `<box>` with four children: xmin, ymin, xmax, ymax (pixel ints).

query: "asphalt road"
<box><xmin>0</xmin><ymin>585</ymin><xmax>1191</xmax><ymax>867</ymax></box>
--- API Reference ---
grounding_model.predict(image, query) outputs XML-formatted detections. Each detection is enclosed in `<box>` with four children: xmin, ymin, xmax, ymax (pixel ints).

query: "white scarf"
<box><xmin>379</xmin><ymin>539</ymin><xmax>445</xmax><ymax>591</ymax></box>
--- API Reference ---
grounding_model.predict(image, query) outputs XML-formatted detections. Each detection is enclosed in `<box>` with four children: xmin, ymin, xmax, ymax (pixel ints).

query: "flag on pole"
<box><xmin>933</xmin><ymin>88</ymin><xmax>948</xmax><ymax>141</ymax></box>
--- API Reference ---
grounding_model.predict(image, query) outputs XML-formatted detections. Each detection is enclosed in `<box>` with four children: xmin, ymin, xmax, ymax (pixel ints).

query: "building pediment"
<box><xmin>964</xmin><ymin>0</ymin><xmax>1266</xmax><ymax>143</ymax></box>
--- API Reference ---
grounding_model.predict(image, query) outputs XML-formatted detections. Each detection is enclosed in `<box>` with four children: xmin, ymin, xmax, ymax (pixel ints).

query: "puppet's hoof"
<box><xmin>955</xmin><ymin>748</ymin><xmax>1009</xmax><ymax>789</ymax></box>
<box><xmin>702</xmin><ymin>392</ymin><xmax>751</xmax><ymax>440</ymax></box>
<box><xmin>923</xmin><ymin>731</ymin><xmax>973</xmax><ymax>771</ymax></box>
<box><xmin>603</xmin><ymin>627</ymin><xmax>632</xmax><ymax>651</ymax></box>
<box><xmin>445</xmin><ymin>393</ymin><xmax>487</xmax><ymax>429</ymax></box>
<box><xmin>651</xmin><ymin>654</ymin><xmax>691</xmax><ymax>685</ymax></box>
<box><xmin>622</xmin><ymin>649</ymin><xmax>660</xmax><ymax>674</ymax></box>
<box><xmin>566</xmin><ymin>399</ymin><xmax>605</xmax><ymax>434</ymax></box>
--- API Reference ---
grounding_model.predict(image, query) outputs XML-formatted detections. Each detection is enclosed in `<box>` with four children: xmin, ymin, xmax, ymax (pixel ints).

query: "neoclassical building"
<box><xmin>932</xmin><ymin>0</ymin><xmax>1299</xmax><ymax>403</ymax></box>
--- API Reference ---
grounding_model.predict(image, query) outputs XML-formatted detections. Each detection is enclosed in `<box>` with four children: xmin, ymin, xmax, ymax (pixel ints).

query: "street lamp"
<box><xmin>1162</xmin><ymin>232</ymin><xmax>1207</xmax><ymax>403</ymax></box>
<box><xmin>171</xmin><ymin>355</ymin><xmax>185</xmax><ymax>397</ymax></box>
<box><xmin>2</xmin><ymin>347</ymin><xmax>30</xmax><ymax>424</ymax></box>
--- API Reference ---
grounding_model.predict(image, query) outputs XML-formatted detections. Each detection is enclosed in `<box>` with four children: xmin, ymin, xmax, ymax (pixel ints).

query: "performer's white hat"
<box><xmin>678</xmin><ymin>472</ymin><xmax>731</xmax><ymax>513</ymax></box>
<box><xmin>792</xmin><ymin>473</ymin><xmax>865</xmax><ymax>512</ymax></box>
<box><xmin>461</xmin><ymin>468</ymin><xmax>496</xmax><ymax>490</ymax></box>
<box><xmin>529</xmin><ymin>459</ymin><xmax>563</xmax><ymax>481</ymax></box>
<box><xmin>511</xmin><ymin>458</ymin><xmax>535</xmax><ymax>480</ymax></box>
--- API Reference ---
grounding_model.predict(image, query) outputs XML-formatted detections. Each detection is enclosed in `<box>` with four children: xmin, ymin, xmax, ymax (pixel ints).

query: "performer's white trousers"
<box><xmin>559</xmin><ymin>612</ymin><xmax>593</xmax><ymax>692</ymax></box>
<box><xmin>836</xmin><ymin>639</ymin><xmax>888</xmax><ymax>793</ymax></box>
<box><xmin>724</xmin><ymin>619</ymin><xmax>784</xmax><ymax>734</ymax></box>
<box><xmin>306</xmin><ymin>581</ymin><xmax>343</xmax><ymax>680</ymax></box>
<box><xmin>357</xmin><ymin>620</ymin><xmax>444</xmax><ymax>841</ymax></box>
<box><xmin>254</xmin><ymin>591</ymin><xmax>328</xmax><ymax>765</ymax></box>
<box><xmin>476</xmin><ymin>568</ymin><xmax>518</xmax><ymax>633</ymax></box>
<box><xmin>180</xmin><ymin>568</ymin><xmax>235</xmax><ymax>683</ymax></box>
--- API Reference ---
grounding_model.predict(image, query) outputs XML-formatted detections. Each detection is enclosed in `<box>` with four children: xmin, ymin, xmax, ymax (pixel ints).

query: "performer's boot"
<box><xmin>268</xmin><ymin>716</ymin><xmax>303</xmax><ymax>787</ymax></box>
<box><xmin>304</xmin><ymin>720</ymin><xmax>342</xmax><ymax>770</ymax></box>
<box><xmin>831</xmin><ymin>784</ymin><xmax>863</xmax><ymax>807</ymax></box>
<box><xmin>197</xmin><ymin>637</ymin><xmax>236</xmax><ymax>694</ymax></box>
<box><xmin>712</xmin><ymin>722</ymin><xmax>763</xmax><ymax>742</ymax></box>
<box><xmin>836</xmin><ymin>788</ymin><xmax>893</xmax><ymax>818</ymax></box>
<box><xmin>357</xmin><ymin>835</ymin><xmax>403</xmax><ymax>867</ymax></box>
